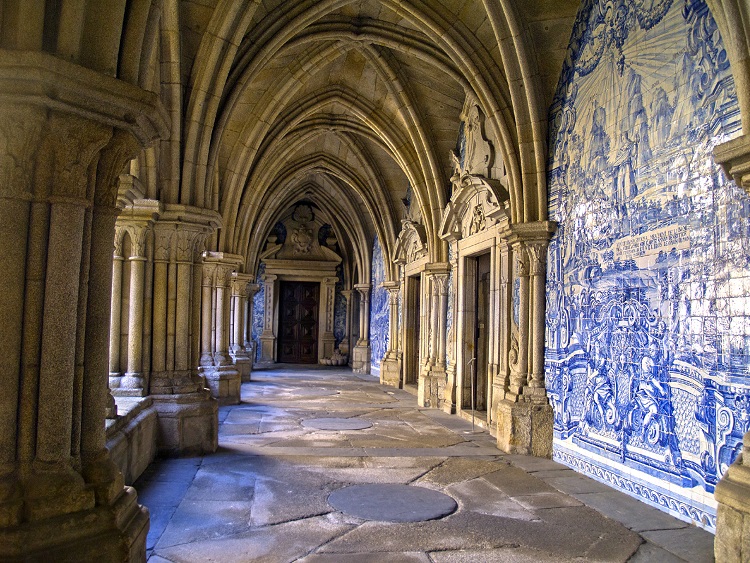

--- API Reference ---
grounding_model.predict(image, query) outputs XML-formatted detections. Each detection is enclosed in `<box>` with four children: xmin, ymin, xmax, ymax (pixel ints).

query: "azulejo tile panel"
<box><xmin>370</xmin><ymin>234</ymin><xmax>390</xmax><ymax>373</ymax></box>
<box><xmin>545</xmin><ymin>0</ymin><xmax>750</xmax><ymax>532</ymax></box>
<box><xmin>252</xmin><ymin>262</ymin><xmax>266</xmax><ymax>362</ymax></box>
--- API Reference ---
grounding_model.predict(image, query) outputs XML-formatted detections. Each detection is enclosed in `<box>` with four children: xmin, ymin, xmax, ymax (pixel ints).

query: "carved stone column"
<box><xmin>495</xmin><ymin>221</ymin><xmax>556</xmax><ymax>458</ymax></box>
<box><xmin>230</xmin><ymin>273</ymin><xmax>253</xmax><ymax>381</ymax></box>
<box><xmin>419</xmin><ymin>264</ymin><xmax>450</xmax><ymax>408</ymax></box>
<box><xmin>352</xmin><ymin>283</ymin><xmax>371</xmax><ymax>374</ymax></box>
<box><xmin>244</xmin><ymin>283</ymin><xmax>261</xmax><ymax>377</ymax></box>
<box><xmin>0</xmin><ymin>49</ymin><xmax>168</xmax><ymax>561</ymax></box>
<box><xmin>320</xmin><ymin>276</ymin><xmax>339</xmax><ymax>361</ymax></box>
<box><xmin>341</xmin><ymin>289</ymin><xmax>354</xmax><ymax>361</ymax></box>
<box><xmin>492</xmin><ymin>228</ymin><xmax>513</xmax><ymax>416</ymax></box>
<box><xmin>121</xmin><ymin>223</ymin><xmax>148</xmax><ymax>393</ymax></box>
<box><xmin>199</xmin><ymin>253</ymin><xmax>242</xmax><ymax>405</ymax></box>
<box><xmin>444</xmin><ymin>241</ymin><xmax>460</xmax><ymax>414</ymax></box>
<box><xmin>148</xmin><ymin>208</ymin><xmax>219</xmax><ymax>457</ymax></box>
<box><xmin>109</xmin><ymin>230</ymin><xmax>125</xmax><ymax>384</ymax></box>
<box><xmin>257</xmin><ymin>274</ymin><xmax>278</xmax><ymax>366</ymax></box>
<box><xmin>380</xmin><ymin>281</ymin><xmax>402</xmax><ymax>387</ymax></box>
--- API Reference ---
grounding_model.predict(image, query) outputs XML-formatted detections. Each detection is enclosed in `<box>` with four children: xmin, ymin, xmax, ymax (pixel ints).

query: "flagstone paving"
<box><xmin>136</xmin><ymin>366</ymin><xmax>715</xmax><ymax>562</ymax></box>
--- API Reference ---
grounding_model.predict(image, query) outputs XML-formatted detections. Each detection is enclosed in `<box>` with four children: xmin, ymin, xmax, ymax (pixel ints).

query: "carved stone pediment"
<box><xmin>440</xmin><ymin>174</ymin><xmax>509</xmax><ymax>242</ymax></box>
<box><xmin>393</xmin><ymin>220</ymin><xmax>428</xmax><ymax>265</ymax></box>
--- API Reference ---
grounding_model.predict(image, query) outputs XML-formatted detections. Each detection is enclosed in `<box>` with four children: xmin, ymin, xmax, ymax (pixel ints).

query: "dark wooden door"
<box><xmin>278</xmin><ymin>281</ymin><xmax>319</xmax><ymax>363</ymax></box>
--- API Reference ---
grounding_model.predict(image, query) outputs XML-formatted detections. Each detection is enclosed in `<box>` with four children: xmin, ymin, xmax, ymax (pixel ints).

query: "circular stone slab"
<box><xmin>328</xmin><ymin>484</ymin><xmax>457</xmax><ymax>522</ymax></box>
<box><xmin>302</xmin><ymin>417</ymin><xmax>373</xmax><ymax>430</ymax></box>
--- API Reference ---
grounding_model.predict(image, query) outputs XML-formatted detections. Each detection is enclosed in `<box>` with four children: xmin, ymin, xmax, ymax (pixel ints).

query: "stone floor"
<box><xmin>136</xmin><ymin>366</ymin><xmax>715</xmax><ymax>562</ymax></box>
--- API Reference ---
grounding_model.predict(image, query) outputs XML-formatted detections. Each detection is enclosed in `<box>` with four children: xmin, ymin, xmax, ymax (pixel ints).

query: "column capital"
<box><xmin>246</xmin><ymin>283</ymin><xmax>261</xmax><ymax>298</ymax></box>
<box><xmin>508</xmin><ymin>220</ymin><xmax>557</xmax><ymax>244</ymax></box>
<box><xmin>431</xmin><ymin>273</ymin><xmax>450</xmax><ymax>295</ymax></box>
<box><xmin>382</xmin><ymin>280</ymin><xmax>400</xmax><ymax>294</ymax></box>
<box><xmin>231</xmin><ymin>273</ymin><xmax>254</xmax><ymax>297</ymax></box>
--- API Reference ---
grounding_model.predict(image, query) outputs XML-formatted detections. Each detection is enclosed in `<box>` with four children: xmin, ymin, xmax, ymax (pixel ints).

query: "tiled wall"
<box><xmin>545</xmin><ymin>0</ymin><xmax>749</xmax><ymax>531</ymax></box>
<box><xmin>252</xmin><ymin>262</ymin><xmax>266</xmax><ymax>362</ymax></box>
<box><xmin>370</xmin><ymin>234</ymin><xmax>389</xmax><ymax>374</ymax></box>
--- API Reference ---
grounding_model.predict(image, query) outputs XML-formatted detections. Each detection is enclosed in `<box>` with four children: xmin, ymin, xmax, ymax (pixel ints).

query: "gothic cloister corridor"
<box><xmin>136</xmin><ymin>365</ymin><xmax>713</xmax><ymax>562</ymax></box>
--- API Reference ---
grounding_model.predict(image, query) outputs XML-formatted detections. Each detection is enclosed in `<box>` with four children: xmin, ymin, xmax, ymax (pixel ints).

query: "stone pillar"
<box><xmin>495</xmin><ymin>222</ymin><xmax>556</xmax><ymax>458</ymax></box>
<box><xmin>341</xmin><ymin>289</ymin><xmax>354</xmax><ymax>361</ymax></box>
<box><xmin>258</xmin><ymin>274</ymin><xmax>278</xmax><ymax>366</ymax></box>
<box><xmin>121</xmin><ymin>224</ymin><xmax>148</xmax><ymax>393</ymax></box>
<box><xmin>492</xmin><ymin>229</ymin><xmax>513</xmax><ymax>416</ymax></box>
<box><xmin>244</xmin><ymin>283</ymin><xmax>261</xmax><ymax>376</ymax></box>
<box><xmin>148</xmin><ymin>211</ymin><xmax>219</xmax><ymax>457</ymax></box>
<box><xmin>320</xmin><ymin>276</ymin><xmax>339</xmax><ymax>361</ymax></box>
<box><xmin>230</xmin><ymin>274</ymin><xmax>253</xmax><ymax>381</ymax></box>
<box><xmin>199</xmin><ymin>253</ymin><xmax>242</xmax><ymax>405</ymax></box>
<box><xmin>352</xmin><ymin>283</ymin><xmax>371</xmax><ymax>374</ymax></box>
<box><xmin>380</xmin><ymin>281</ymin><xmax>402</xmax><ymax>387</ymax></box>
<box><xmin>419</xmin><ymin>264</ymin><xmax>450</xmax><ymax>408</ymax></box>
<box><xmin>444</xmin><ymin>242</ymin><xmax>459</xmax><ymax>413</ymax></box>
<box><xmin>109</xmin><ymin>230</ymin><xmax>125</xmax><ymax>385</ymax></box>
<box><xmin>0</xmin><ymin>51</ymin><xmax>168</xmax><ymax>560</ymax></box>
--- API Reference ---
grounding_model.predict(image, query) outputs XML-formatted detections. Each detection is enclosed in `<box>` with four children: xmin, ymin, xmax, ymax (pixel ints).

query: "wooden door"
<box><xmin>278</xmin><ymin>281</ymin><xmax>319</xmax><ymax>363</ymax></box>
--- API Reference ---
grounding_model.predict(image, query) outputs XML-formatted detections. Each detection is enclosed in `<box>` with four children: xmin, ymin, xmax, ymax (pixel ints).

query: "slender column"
<box><xmin>245</xmin><ymin>283</ymin><xmax>261</xmax><ymax>358</ymax></box>
<box><xmin>82</xmin><ymin>131</ymin><xmax>141</xmax><ymax>500</ymax></box>
<box><xmin>200</xmin><ymin>263</ymin><xmax>215</xmax><ymax>366</ymax></box>
<box><xmin>174</xmin><ymin>230</ymin><xmax>196</xmax><ymax>372</ymax></box>
<box><xmin>259</xmin><ymin>274</ymin><xmax>278</xmax><ymax>364</ymax></box>
<box><xmin>151</xmin><ymin>226</ymin><xmax>171</xmax><ymax>374</ymax></box>
<box><xmin>109</xmin><ymin>230</ymin><xmax>124</xmax><ymax>379</ymax></box>
<box><xmin>231</xmin><ymin>277</ymin><xmax>245</xmax><ymax>354</ymax></box>
<box><xmin>527</xmin><ymin>241</ymin><xmax>550</xmax><ymax>400</ymax></box>
<box><xmin>433</xmin><ymin>273</ymin><xmax>449</xmax><ymax>370</ymax></box>
<box><xmin>341</xmin><ymin>289</ymin><xmax>354</xmax><ymax>356</ymax></box>
<box><xmin>509</xmin><ymin>244</ymin><xmax>530</xmax><ymax>398</ymax></box>
<box><xmin>356</xmin><ymin>284</ymin><xmax>371</xmax><ymax>343</ymax></box>
<box><xmin>213</xmin><ymin>266</ymin><xmax>231</xmax><ymax>366</ymax></box>
<box><xmin>122</xmin><ymin>225</ymin><xmax>147</xmax><ymax>391</ymax></box>
<box><xmin>495</xmin><ymin>232</ymin><xmax>512</xmax><ymax>403</ymax></box>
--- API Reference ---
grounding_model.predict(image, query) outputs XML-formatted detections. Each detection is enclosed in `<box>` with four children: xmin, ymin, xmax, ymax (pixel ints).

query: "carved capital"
<box><xmin>153</xmin><ymin>225</ymin><xmax>173</xmax><ymax>262</ymax></box>
<box><xmin>175</xmin><ymin>228</ymin><xmax>201</xmax><ymax>263</ymax></box>
<box><xmin>42</xmin><ymin>113</ymin><xmax>112</xmax><ymax>201</ymax></box>
<box><xmin>202</xmin><ymin>263</ymin><xmax>217</xmax><ymax>286</ymax></box>
<box><xmin>715</xmin><ymin>133</ymin><xmax>750</xmax><ymax>196</ymax></box>
<box><xmin>0</xmin><ymin>105</ymin><xmax>45</xmax><ymax>200</ymax></box>
<box><xmin>354</xmin><ymin>283</ymin><xmax>371</xmax><ymax>300</ymax></box>
<box><xmin>432</xmin><ymin>273</ymin><xmax>450</xmax><ymax>296</ymax></box>
<box><xmin>124</xmin><ymin>224</ymin><xmax>149</xmax><ymax>259</ymax></box>
<box><xmin>515</xmin><ymin>246</ymin><xmax>530</xmax><ymax>277</ymax></box>
<box><xmin>526</xmin><ymin>242</ymin><xmax>548</xmax><ymax>276</ymax></box>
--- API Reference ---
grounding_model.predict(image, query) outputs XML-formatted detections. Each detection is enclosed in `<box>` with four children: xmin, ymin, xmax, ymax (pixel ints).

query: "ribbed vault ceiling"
<box><xmin>177</xmin><ymin>0</ymin><xmax>580</xmax><ymax>276</ymax></box>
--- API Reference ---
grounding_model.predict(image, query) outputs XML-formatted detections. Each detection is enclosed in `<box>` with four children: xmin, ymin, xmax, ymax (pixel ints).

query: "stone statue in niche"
<box><xmin>464</xmin><ymin>104</ymin><xmax>492</xmax><ymax>177</ymax></box>
<box><xmin>469</xmin><ymin>204</ymin><xmax>486</xmax><ymax>235</ymax></box>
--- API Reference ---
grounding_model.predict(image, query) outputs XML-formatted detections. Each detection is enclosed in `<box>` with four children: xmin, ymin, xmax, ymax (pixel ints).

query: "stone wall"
<box><xmin>545</xmin><ymin>0</ymin><xmax>749</xmax><ymax>531</ymax></box>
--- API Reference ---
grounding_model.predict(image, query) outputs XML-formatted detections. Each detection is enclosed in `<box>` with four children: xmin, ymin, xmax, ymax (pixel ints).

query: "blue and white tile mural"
<box><xmin>545</xmin><ymin>0</ymin><xmax>750</xmax><ymax>531</ymax></box>
<box><xmin>334</xmin><ymin>266</ymin><xmax>346</xmax><ymax>347</ymax></box>
<box><xmin>370</xmin><ymin>234</ymin><xmax>390</xmax><ymax>374</ymax></box>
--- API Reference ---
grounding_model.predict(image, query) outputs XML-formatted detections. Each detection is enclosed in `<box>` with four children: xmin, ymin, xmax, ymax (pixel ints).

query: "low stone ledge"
<box><xmin>106</xmin><ymin>396</ymin><xmax>158</xmax><ymax>484</ymax></box>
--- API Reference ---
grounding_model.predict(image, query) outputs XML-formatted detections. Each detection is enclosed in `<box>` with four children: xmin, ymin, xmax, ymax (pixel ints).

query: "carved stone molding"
<box><xmin>440</xmin><ymin>174</ymin><xmax>509</xmax><ymax>243</ymax></box>
<box><xmin>393</xmin><ymin>220</ymin><xmax>428</xmax><ymax>265</ymax></box>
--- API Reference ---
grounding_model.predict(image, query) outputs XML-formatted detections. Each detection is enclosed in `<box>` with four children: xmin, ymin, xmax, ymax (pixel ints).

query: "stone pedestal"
<box><xmin>151</xmin><ymin>390</ymin><xmax>218</xmax><ymax>456</ymax></box>
<box><xmin>418</xmin><ymin>372</ymin><xmax>446</xmax><ymax>409</ymax></box>
<box><xmin>352</xmin><ymin>343</ymin><xmax>371</xmax><ymax>374</ymax></box>
<box><xmin>715</xmin><ymin>433</ymin><xmax>750</xmax><ymax>561</ymax></box>
<box><xmin>495</xmin><ymin>399</ymin><xmax>553</xmax><ymax>457</ymax></box>
<box><xmin>380</xmin><ymin>353</ymin><xmax>402</xmax><ymax>387</ymax></box>
<box><xmin>202</xmin><ymin>366</ymin><xmax>241</xmax><ymax>406</ymax></box>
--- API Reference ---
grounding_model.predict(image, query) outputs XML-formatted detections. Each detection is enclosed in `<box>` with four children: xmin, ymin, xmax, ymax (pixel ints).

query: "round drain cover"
<box><xmin>302</xmin><ymin>417</ymin><xmax>373</xmax><ymax>430</ymax></box>
<box><xmin>328</xmin><ymin>484</ymin><xmax>457</xmax><ymax>522</ymax></box>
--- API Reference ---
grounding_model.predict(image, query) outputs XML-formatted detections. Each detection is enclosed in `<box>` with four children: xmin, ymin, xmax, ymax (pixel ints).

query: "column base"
<box><xmin>495</xmin><ymin>399</ymin><xmax>553</xmax><ymax>457</ymax></box>
<box><xmin>352</xmin><ymin>344</ymin><xmax>371</xmax><ymax>374</ymax></box>
<box><xmin>151</xmin><ymin>390</ymin><xmax>218</xmax><ymax>456</ymax></box>
<box><xmin>201</xmin><ymin>366</ymin><xmax>241</xmax><ymax>405</ymax></box>
<box><xmin>0</xmin><ymin>486</ymin><xmax>148</xmax><ymax>562</ymax></box>
<box><xmin>418</xmin><ymin>370</ymin><xmax>445</xmax><ymax>408</ymax></box>
<box><xmin>380</xmin><ymin>355</ymin><xmax>401</xmax><ymax>387</ymax></box>
<box><xmin>715</xmin><ymin>449</ymin><xmax>750</xmax><ymax>561</ymax></box>
<box><xmin>230</xmin><ymin>354</ymin><xmax>253</xmax><ymax>383</ymax></box>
